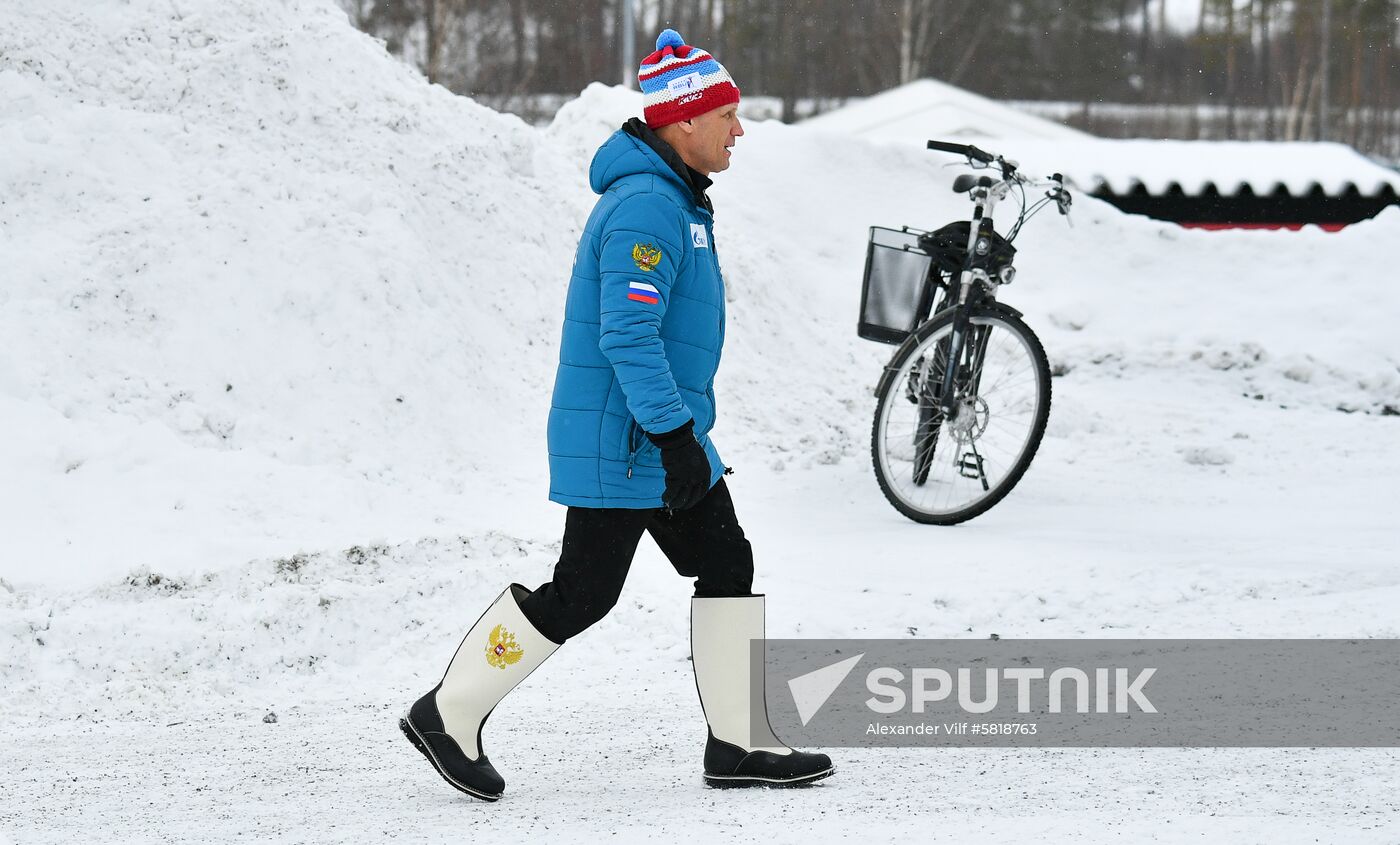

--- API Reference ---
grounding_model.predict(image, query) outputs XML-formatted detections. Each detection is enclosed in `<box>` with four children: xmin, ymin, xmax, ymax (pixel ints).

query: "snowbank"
<box><xmin>1</xmin><ymin>0</ymin><xmax>586</xmax><ymax>585</ymax></box>
<box><xmin>4</xmin><ymin>2</ymin><xmax>1400</xmax><ymax>591</ymax></box>
<box><xmin>4</xmin><ymin>2</ymin><xmax>1400</xmax><ymax>841</ymax></box>
<box><xmin>800</xmin><ymin>77</ymin><xmax>1092</xmax><ymax>142</ymax></box>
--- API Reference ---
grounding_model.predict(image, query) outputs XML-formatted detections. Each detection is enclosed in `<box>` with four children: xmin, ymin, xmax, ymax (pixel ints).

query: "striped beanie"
<box><xmin>638</xmin><ymin>29</ymin><xmax>741</xmax><ymax>129</ymax></box>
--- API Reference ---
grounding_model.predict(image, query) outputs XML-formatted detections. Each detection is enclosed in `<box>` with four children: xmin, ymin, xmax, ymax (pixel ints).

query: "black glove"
<box><xmin>646</xmin><ymin>420</ymin><xmax>711</xmax><ymax>511</ymax></box>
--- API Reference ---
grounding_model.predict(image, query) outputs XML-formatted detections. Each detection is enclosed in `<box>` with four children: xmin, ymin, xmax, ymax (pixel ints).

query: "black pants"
<box><xmin>518</xmin><ymin>479</ymin><xmax>754</xmax><ymax>644</ymax></box>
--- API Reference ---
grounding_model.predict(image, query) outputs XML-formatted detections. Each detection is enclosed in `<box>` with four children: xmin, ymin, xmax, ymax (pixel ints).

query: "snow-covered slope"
<box><xmin>3</xmin><ymin>2</ymin><xmax>1399</xmax><ymax>842</ymax></box>
<box><xmin>800</xmin><ymin>77</ymin><xmax>1092</xmax><ymax>142</ymax></box>
<box><xmin>4</xmin><ymin>2</ymin><xmax>1399</xmax><ymax>588</ymax></box>
<box><xmin>0</xmin><ymin>0</ymin><xmax>584</xmax><ymax>585</ymax></box>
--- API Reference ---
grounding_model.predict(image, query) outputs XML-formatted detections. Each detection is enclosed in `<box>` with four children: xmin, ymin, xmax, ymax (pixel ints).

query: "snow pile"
<box><xmin>4</xmin><ymin>2</ymin><xmax>1400</xmax><ymax>592</ymax></box>
<box><xmin>0</xmin><ymin>8</ymin><xmax>901</xmax><ymax>586</ymax></box>
<box><xmin>0</xmin><ymin>0</ymin><xmax>590</xmax><ymax>585</ymax></box>
<box><xmin>0</xmin><ymin>533</ymin><xmax>590</xmax><ymax>719</ymax></box>
<box><xmin>800</xmin><ymin>78</ymin><xmax>1091</xmax><ymax>142</ymax></box>
<box><xmin>1</xmin><ymin>0</ymin><xmax>1397</xmax><ymax>588</ymax></box>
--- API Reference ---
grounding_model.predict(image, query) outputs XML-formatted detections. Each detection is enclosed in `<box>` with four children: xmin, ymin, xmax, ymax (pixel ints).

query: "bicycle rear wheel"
<box><xmin>871</xmin><ymin>307</ymin><xmax>1051</xmax><ymax>525</ymax></box>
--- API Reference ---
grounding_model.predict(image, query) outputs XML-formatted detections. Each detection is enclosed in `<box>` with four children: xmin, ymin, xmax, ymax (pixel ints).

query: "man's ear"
<box><xmin>656</xmin><ymin>122</ymin><xmax>691</xmax><ymax>143</ymax></box>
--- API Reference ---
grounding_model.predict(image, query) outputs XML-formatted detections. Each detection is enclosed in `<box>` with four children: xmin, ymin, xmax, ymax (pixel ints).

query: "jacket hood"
<box><xmin>588</xmin><ymin>121</ymin><xmax>710</xmax><ymax>211</ymax></box>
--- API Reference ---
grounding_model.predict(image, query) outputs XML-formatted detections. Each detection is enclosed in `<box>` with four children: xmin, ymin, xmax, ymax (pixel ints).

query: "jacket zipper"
<box><xmin>626</xmin><ymin>420</ymin><xmax>640</xmax><ymax>479</ymax></box>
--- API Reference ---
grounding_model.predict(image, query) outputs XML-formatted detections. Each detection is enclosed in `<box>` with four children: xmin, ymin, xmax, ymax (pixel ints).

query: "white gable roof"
<box><xmin>801</xmin><ymin>78</ymin><xmax>1091</xmax><ymax>142</ymax></box>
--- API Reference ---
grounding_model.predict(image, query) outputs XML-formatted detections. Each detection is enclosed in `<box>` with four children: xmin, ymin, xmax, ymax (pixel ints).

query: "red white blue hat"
<box><xmin>639</xmin><ymin>29</ymin><xmax>741</xmax><ymax>129</ymax></box>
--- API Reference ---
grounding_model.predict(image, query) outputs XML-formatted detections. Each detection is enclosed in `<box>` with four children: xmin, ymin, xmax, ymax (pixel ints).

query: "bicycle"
<box><xmin>858</xmin><ymin>139</ymin><xmax>1072</xmax><ymax>525</ymax></box>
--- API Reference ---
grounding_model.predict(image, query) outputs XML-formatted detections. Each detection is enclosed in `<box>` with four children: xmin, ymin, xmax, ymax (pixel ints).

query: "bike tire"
<box><xmin>912</xmin><ymin>395</ymin><xmax>940</xmax><ymax>485</ymax></box>
<box><xmin>871</xmin><ymin>306</ymin><xmax>1052</xmax><ymax>525</ymax></box>
<box><xmin>911</xmin><ymin>292</ymin><xmax>954</xmax><ymax>485</ymax></box>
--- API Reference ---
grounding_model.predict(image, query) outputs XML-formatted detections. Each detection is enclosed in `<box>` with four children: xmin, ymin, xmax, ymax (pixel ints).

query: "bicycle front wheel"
<box><xmin>871</xmin><ymin>307</ymin><xmax>1051</xmax><ymax>525</ymax></box>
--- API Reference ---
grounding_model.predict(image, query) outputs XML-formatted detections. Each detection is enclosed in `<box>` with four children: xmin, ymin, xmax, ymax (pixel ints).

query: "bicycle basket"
<box><xmin>859</xmin><ymin>227</ymin><xmax>934</xmax><ymax>345</ymax></box>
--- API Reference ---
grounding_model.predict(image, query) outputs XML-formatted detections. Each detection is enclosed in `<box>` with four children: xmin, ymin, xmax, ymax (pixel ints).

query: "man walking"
<box><xmin>400</xmin><ymin>29</ymin><xmax>833</xmax><ymax>801</ymax></box>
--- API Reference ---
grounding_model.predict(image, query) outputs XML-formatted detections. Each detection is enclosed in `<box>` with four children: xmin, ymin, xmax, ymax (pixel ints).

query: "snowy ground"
<box><xmin>3</xmin><ymin>0</ymin><xmax>1399</xmax><ymax>842</ymax></box>
<box><xmin>5</xmin><ymin>398</ymin><xmax>1398</xmax><ymax>843</ymax></box>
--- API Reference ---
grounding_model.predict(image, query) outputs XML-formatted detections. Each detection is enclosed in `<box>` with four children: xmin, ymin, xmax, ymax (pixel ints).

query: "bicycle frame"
<box><xmin>932</xmin><ymin>179</ymin><xmax>1010</xmax><ymax>418</ymax></box>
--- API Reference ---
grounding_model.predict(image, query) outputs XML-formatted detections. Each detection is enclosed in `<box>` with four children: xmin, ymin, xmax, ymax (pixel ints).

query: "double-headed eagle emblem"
<box><xmin>632</xmin><ymin>243</ymin><xmax>663</xmax><ymax>272</ymax></box>
<box><xmin>485</xmin><ymin>624</ymin><xmax>524</xmax><ymax>669</ymax></box>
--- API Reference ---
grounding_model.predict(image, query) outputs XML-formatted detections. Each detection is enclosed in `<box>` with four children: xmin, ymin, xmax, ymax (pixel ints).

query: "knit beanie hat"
<box><xmin>638</xmin><ymin>29</ymin><xmax>741</xmax><ymax>129</ymax></box>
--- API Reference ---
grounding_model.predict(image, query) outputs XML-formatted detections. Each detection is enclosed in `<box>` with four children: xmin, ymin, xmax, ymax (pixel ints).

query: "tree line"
<box><xmin>338</xmin><ymin>1</ymin><xmax>1400</xmax><ymax>159</ymax></box>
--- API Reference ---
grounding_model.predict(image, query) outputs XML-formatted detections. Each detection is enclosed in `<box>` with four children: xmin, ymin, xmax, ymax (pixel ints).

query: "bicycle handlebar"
<box><xmin>928</xmin><ymin>139</ymin><xmax>1072</xmax><ymax>219</ymax></box>
<box><xmin>926</xmin><ymin>139</ymin><xmax>996</xmax><ymax>163</ymax></box>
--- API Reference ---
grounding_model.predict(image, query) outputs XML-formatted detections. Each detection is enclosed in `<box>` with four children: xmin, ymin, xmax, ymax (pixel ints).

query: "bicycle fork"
<box><xmin>936</xmin><ymin>301</ymin><xmax>993</xmax><ymax>491</ymax></box>
<box><xmin>937</xmin><ymin>305</ymin><xmax>972</xmax><ymax>419</ymax></box>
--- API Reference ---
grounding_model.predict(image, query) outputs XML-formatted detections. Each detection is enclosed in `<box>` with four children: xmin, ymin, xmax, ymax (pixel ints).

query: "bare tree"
<box><xmin>898</xmin><ymin>0</ymin><xmax>937</xmax><ymax>84</ymax></box>
<box><xmin>422</xmin><ymin>0</ymin><xmax>461</xmax><ymax>85</ymax></box>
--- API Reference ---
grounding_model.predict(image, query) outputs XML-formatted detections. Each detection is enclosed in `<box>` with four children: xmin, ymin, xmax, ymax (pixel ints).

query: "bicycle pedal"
<box><xmin>958</xmin><ymin>452</ymin><xmax>985</xmax><ymax>479</ymax></box>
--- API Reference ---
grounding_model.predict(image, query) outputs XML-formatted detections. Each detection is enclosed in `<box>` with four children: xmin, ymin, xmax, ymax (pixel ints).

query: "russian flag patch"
<box><xmin>627</xmin><ymin>281</ymin><xmax>660</xmax><ymax>304</ymax></box>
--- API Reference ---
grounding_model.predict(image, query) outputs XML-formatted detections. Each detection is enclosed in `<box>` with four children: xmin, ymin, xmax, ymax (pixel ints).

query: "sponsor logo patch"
<box><xmin>628</xmin><ymin>281</ymin><xmax>660</xmax><ymax>304</ymax></box>
<box><xmin>485</xmin><ymin>624</ymin><xmax>524</xmax><ymax>669</ymax></box>
<box><xmin>690</xmin><ymin>223</ymin><xmax>709</xmax><ymax>249</ymax></box>
<box><xmin>666</xmin><ymin>72</ymin><xmax>703</xmax><ymax>95</ymax></box>
<box><xmin>678</xmin><ymin>92</ymin><xmax>703</xmax><ymax>105</ymax></box>
<box><xmin>631</xmin><ymin>242</ymin><xmax>663</xmax><ymax>272</ymax></box>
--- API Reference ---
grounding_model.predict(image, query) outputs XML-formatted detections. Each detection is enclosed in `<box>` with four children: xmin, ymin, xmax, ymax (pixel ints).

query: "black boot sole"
<box><xmin>399</xmin><ymin>716</ymin><xmax>503</xmax><ymax>802</ymax></box>
<box><xmin>703</xmin><ymin>766</ymin><xmax>835</xmax><ymax>788</ymax></box>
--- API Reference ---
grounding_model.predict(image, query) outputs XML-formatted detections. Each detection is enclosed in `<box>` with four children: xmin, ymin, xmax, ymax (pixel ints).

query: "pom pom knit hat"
<box><xmin>638</xmin><ymin>29</ymin><xmax>741</xmax><ymax>129</ymax></box>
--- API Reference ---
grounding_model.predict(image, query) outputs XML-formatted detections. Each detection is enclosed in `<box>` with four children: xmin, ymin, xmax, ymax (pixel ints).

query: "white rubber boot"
<box><xmin>691</xmin><ymin>595</ymin><xmax>834</xmax><ymax>786</ymax></box>
<box><xmin>400</xmin><ymin>584</ymin><xmax>560</xmax><ymax>801</ymax></box>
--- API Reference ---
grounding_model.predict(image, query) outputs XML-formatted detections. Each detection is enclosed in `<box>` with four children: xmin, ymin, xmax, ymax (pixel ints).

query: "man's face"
<box><xmin>680</xmin><ymin>103</ymin><xmax>744</xmax><ymax>175</ymax></box>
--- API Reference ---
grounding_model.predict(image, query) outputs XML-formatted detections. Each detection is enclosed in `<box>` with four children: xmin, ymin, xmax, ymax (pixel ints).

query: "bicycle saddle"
<box><xmin>951</xmin><ymin>174</ymin><xmax>995</xmax><ymax>194</ymax></box>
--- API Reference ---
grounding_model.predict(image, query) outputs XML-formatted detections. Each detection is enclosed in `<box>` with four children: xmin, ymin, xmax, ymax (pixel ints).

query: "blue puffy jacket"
<box><xmin>546</xmin><ymin>124</ymin><xmax>727</xmax><ymax>508</ymax></box>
